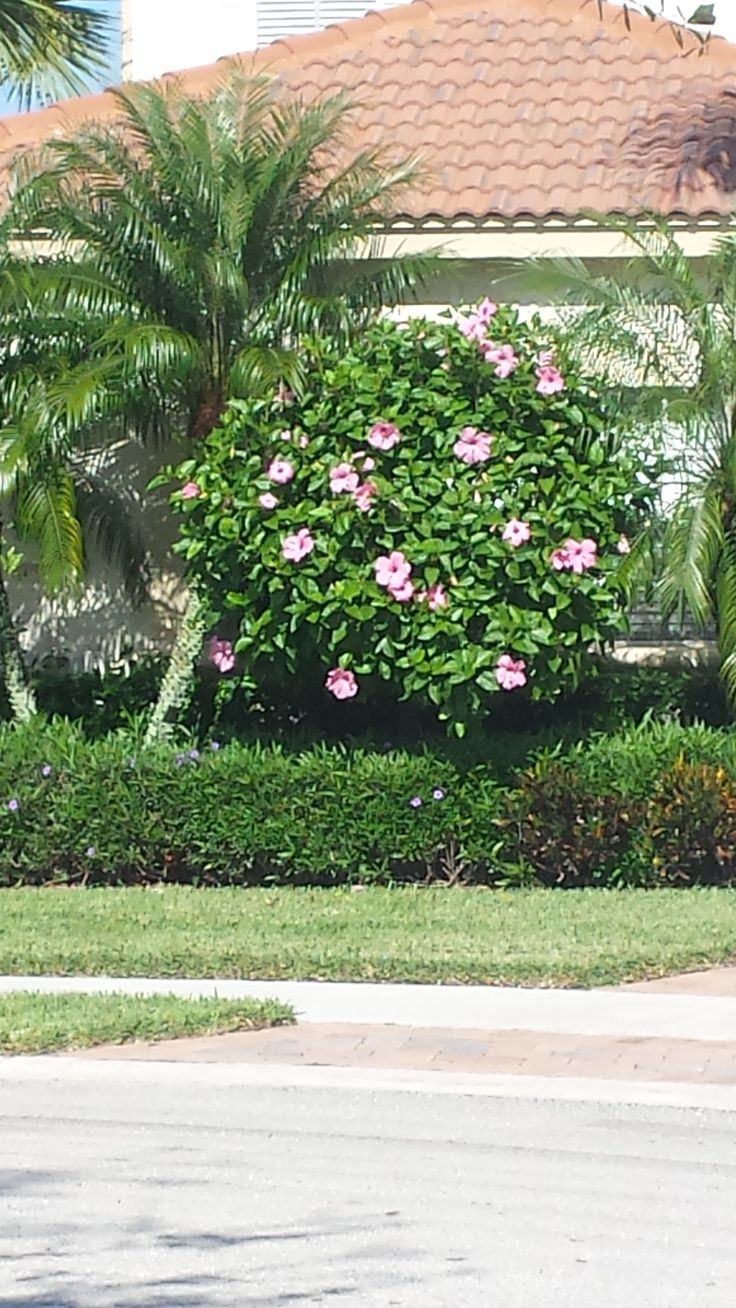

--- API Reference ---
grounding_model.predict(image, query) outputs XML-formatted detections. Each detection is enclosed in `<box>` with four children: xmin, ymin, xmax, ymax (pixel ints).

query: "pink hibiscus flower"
<box><xmin>482</xmin><ymin>342</ymin><xmax>519</xmax><ymax>378</ymax></box>
<box><xmin>330</xmin><ymin>462</ymin><xmax>360</xmax><ymax>494</ymax></box>
<box><xmin>566</xmin><ymin>537</ymin><xmax>598</xmax><ymax>574</ymax></box>
<box><xmin>258</xmin><ymin>492</ymin><xmax>279</xmax><ymax>510</ymax></box>
<box><xmin>279</xmin><ymin>429</ymin><xmax>292</xmax><ymax>442</ymax></box>
<box><xmin>181</xmin><ymin>481</ymin><xmax>201</xmax><ymax>499</ymax></box>
<box><xmin>459</xmin><ymin>297</ymin><xmax>497</xmax><ymax>341</ymax></box>
<box><xmin>551</xmin><ymin>538</ymin><xmax>598</xmax><ymax>574</ymax></box>
<box><xmin>502</xmin><ymin>518</ymin><xmax>531</xmax><ymax>548</ymax></box>
<box><xmin>282</xmin><ymin>528</ymin><xmax>315</xmax><ymax>563</ymax></box>
<box><xmin>388</xmin><ymin>578</ymin><xmax>415</xmax><ymax>603</ymax></box>
<box><xmin>476</xmin><ymin>296</ymin><xmax>498</xmax><ymax>324</ymax></box>
<box><xmin>325</xmin><ymin>667</ymin><xmax>359</xmax><ymax>700</ymax></box>
<box><xmin>459</xmin><ymin>313</ymin><xmax>488</xmax><ymax>343</ymax></box>
<box><xmin>495</xmin><ymin>654</ymin><xmax>527</xmax><ymax>691</ymax></box>
<box><xmin>268</xmin><ymin>458</ymin><xmax>295</xmax><ymax>484</ymax></box>
<box><xmin>208</xmin><ymin>637</ymin><xmax>235</xmax><ymax>674</ymax></box>
<box><xmin>353</xmin><ymin>481</ymin><xmax>378</xmax><ymax>513</ymax></box>
<box><xmin>375</xmin><ymin>551</ymin><xmax>411</xmax><ymax>589</ymax></box>
<box><xmin>453</xmin><ymin>426</ymin><xmax>493</xmax><ymax>465</ymax></box>
<box><xmin>426</xmin><ymin>583</ymin><xmax>448</xmax><ymax>611</ymax></box>
<box><xmin>368</xmin><ymin>421</ymin><xmax>401</xmax><ymax>451</ymax></box>
<box><xmin>535</xmin><ymin>364</ymin><xmax>566</xmax><ymax>396</ymax></box>
<box><xmin>361</xmin><ymin>456</ymin><xmax>376</xmax><ymax>472</ymax></box>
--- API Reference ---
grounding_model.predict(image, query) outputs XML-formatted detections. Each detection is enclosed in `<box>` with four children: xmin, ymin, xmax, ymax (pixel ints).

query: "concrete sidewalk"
<box><xmin>4</xmin><ymin>970</ymin><xmax>736</xmax><ymax>1098</ymax></box>
<box><xmin>3</xmin><ymin>972</ymin><xmax>736</xmax><ymax>1040</ymax></box>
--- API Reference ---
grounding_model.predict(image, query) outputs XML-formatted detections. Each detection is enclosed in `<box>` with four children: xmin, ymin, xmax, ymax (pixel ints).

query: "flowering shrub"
<box><xmin>166</xmin><ymin>306</ymin><xmax>656</xmax><ymax>730</ymax></box>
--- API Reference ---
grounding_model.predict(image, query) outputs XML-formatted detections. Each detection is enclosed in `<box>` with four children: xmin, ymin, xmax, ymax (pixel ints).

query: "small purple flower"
<box><xmin>41</xmin><ymin>764</ymin><xmax>53</xmax><ymax>779</ymax></box>
<box><xmin>432</xmin><ymin>788</ymin><xmax>446</xmax><ymax>802</ymax></box>
<box><xmin>189</xmin><ymin>749</ymin><xmax>201</xmax><ymax>762</ymax></box>
<box><xmin>409</xmin><ymin>796</ymin><xmax>423</xmax><ymax>809</ymax></box>
<box><xmin>210</xmin><ymin>741</ymin><xmax>221</xmax><ymax>752</ymax></box>
<box><xmin>7</xmin><ymin>798</ymin><xmax>19</xmax><ymax>813</ymax></box>
<box><xmin>175</xmin><ymin>753</ymin><xmax>187</xmax><ymax>767</ymax></box>
<box><xmin>85</xmin><ymin>846</ymin><xmax>96</xmax><ymax>858</ymax></box>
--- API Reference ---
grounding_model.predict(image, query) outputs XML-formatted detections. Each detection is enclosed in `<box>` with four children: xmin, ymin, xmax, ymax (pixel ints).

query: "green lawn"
<box><xmin>0</xmin><ymin>991</ymin><xmax>293</xmax><ymax>1054</ymax></box>
<box><xmin>2</xmin><ymin>886</ymin><xmax>736</xmax><ymax>987</ymax></box>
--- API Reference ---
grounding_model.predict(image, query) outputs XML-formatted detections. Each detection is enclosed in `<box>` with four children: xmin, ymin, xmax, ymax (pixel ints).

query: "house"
<box><xmin>1</xmin><ymin>0</ymin><xmax>733</xmax><ymax>667</ymax></box>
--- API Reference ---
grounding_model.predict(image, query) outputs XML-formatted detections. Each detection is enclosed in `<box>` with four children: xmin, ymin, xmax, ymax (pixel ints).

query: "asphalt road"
<box><xmin>2</xmin><ymin>1065</ymin><xmax>736</xmax><ymax>1307</ymax></box>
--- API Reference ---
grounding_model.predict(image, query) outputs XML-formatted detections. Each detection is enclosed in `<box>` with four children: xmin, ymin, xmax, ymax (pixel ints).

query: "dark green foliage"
<box><xmin>2</xmin><ymin>656</ymin><xmax>727</xmax><ymax>742</ymax></box>
<box><xmin>2</xmin><ymin>718</ymin><xmax>736</xmax><ymax>889</ymax></box>
<box><xmin>22</xmin><ymin>659</ymin><xmax>164</xmax><ymax>735</ymax></box>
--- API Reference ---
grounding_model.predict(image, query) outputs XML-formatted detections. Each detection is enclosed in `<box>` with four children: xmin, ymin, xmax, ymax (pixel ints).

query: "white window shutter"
<box><xmin>256</xmin><ymin>1</ymin><xmax>404</xmax><ymax>47</ymax></box>
<box><xmin>318</xmin><ymin>2</ymin><xmax>381</xmax><ymax>24</ymax></box>
<box><xmin>257</xmin><ymin>1</ymin><xmax>318</xmax><ymax>46</ymax></box>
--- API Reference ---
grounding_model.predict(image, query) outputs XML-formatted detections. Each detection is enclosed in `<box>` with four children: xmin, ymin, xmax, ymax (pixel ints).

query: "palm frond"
<box><xmin>658</xmin><ymin>484</ymin><xmax>724</xmax><ymax>627</ymax></box>
<box><xmin>229</xmin><ymin>345</ymin><xmax>303</xmax><ymax>399</ymax></box>
<box><xmin>0</xmin><ymin>0</ymin><xmax>109</xmax><ymax>109</ymax></box>
<box><xmin>14</xmin><ymin>469</ymin><xmax>84</xmax><ymax>594</ymax></box>
<box><xmin>615</xmin><ymin>527</ymin><xmax>658</xmax><ymax>604</ymax></box>
<box><xmin>716</xmin><ymin>531</ymin><xmax>736</xmax><ymax>704</ymax></box>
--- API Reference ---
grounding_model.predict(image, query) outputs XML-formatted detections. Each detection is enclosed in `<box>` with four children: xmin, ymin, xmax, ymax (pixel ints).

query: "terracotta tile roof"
<box><xmin>1</xmin><ymin>0</ymin><xmax>736</xmax><ymax>223</ymax></box>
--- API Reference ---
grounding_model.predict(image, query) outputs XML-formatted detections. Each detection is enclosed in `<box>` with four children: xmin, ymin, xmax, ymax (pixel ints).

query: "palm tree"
<box><xmin>0</xmin><ymin>0</ymin><xmax>109</xmax><ymax>108</ymax></box>
<box><xmin>529</xmin><ymin>216</ymin><xmax>736</xmax><ymax>699</ymax></box>
<box><xmin>0</xmin><ymin>254</ymin><xmax>151</xmax><ymax>722</ymax></box>
<box><xmin>5</xmin><ymin>71</ymin><xmax>431</xmax><ymax>739</ymax></box>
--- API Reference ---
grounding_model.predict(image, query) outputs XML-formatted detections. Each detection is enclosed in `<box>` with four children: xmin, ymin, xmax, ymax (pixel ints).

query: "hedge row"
<box><xmin>1</xmin><ymin>719</ymin><xmax>736</xmax><ymax>888</ymax></box>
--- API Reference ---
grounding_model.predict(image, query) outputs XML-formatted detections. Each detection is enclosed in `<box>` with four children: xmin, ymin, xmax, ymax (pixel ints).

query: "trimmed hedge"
<box><xmin>1</xmin><ymin>719</ymin><xmax>736</xmax><ymax>887</ymax></box>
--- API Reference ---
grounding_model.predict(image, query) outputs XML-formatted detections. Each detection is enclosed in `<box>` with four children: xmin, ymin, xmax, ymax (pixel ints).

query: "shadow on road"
<box><xmin>3</xmin><ymin>1288</ymin><xmax>356</xmax><ymax>1306</ymax></box>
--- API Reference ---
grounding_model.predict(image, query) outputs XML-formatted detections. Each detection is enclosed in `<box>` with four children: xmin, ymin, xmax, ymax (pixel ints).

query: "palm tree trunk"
<box><xmin>144</xmin><ymin>584</ymin><xmax>207</xmax><ymax>746</ymax></box>
<box><xmin>0</xmin><ymin>521</ymin><xmax>37</xmax><ymax>724</ymax></box>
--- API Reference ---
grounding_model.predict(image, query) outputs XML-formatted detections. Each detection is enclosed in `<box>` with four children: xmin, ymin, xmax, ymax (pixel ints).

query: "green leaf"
<box><xmin>476</xmin><ymin>670</ymin><xmax>498</xmax><ymax>693</ymax></box>
<box><xmin>688</xmin><ymin>4</ymin><xmax>715</xmax><ymax>24</ymax></box>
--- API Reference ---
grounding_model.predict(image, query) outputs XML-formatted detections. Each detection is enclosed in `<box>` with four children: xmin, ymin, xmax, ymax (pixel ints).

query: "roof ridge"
<box><xmin>242</xmin><ymin>0</ymin><xmax>730</xmax><ymax>75</ymax></box>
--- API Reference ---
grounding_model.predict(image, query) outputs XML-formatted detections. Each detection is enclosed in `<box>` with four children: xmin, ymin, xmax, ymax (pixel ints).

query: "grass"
<box><xmin>1</xmin><ymin>886</ymin><xmax>736</xmax><ymax>988</ymax></box>
<box><xmin>0</xmin><ymin>991</ymin><xmax>294</xmax><ymax>1054</ymax></box>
